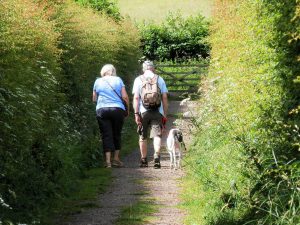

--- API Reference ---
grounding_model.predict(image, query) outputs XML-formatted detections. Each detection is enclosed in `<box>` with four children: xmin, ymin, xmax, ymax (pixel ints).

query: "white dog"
<box><xmin>166</xmin><ymin>128</ymin><xmax>186</xmax><ymax>169</ymax></box>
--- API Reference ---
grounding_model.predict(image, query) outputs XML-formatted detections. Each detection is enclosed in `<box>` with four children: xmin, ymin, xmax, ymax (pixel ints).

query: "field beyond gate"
<box><xmin>117</xmin><ymin>0</ymin><xmax>212</xmax><ymax>22</ymax></box>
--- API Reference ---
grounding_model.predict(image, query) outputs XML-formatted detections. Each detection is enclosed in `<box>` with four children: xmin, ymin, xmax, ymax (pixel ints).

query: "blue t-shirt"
<box><xmin>93</xmin><ymin>76</ymin><xmax>125</xmax><ymax>111</ymax></box>
<box><xmin>132</xmin><ymin>70</ymin><xmax>168</xmax><ymax>115</ymax></box>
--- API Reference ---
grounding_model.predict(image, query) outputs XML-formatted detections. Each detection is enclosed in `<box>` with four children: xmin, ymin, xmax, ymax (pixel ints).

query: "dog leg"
<box><xmin>169</xmin><ymin>151</ymin><xmax>173</xmax><ymax>169</ymax></box>
<box><xmin>178</xmin><ymin>149</ymin><xmax>182</xmax><ymax>169</ymax></box>
<box><xmin>173</xmin><ymin>148</ymin><xmax>177</xmax><ymax>170</ymax></box>
<box><xmin>174</xmin><ymin>150</ymin><xmax>178</xmax><ymax>169</ymax></box>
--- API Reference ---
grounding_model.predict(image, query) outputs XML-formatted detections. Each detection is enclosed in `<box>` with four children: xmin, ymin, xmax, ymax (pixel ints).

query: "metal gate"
<box><xmin>155</xmin><ymin>62</ymin><xmax>208</xmax><ymax>93</ymax></box>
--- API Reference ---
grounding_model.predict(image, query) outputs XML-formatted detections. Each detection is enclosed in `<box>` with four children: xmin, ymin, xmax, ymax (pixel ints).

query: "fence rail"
<box><xmin>156</xmin><ymin>62</ymin><xmax>208</xmax><ymax>93</ymax></box>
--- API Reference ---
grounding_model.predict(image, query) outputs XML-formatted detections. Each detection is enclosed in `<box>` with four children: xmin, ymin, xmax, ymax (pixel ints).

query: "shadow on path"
<box><xmin>61</xmin><ymin>100</ymin><xmax>195</xmax><ymax>225</ymax></box>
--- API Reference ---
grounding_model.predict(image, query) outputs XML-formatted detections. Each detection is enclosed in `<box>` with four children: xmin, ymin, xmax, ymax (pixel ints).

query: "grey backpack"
<box><xmin>140</xmin><ymin>74</ymin><xmax>161</xmax><ymax>110</ymax></box>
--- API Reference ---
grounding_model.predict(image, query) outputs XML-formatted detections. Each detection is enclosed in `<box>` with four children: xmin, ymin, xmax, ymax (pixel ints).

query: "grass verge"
<box><xmin>47</xmin><ymin>116</ymin><xmax>138</xmax><ymax>224</ymax></box>
<box><xmin>180</xmin><ymin>174</ymin><xmax>205</xmax><ymax>225</ymax></box>
<box><xmin>47</xmin><ymin>168</ymin><xmax>112</xmax><ymax>224</ymax></box>
<box><xmin>116</xmin><ymin>197</ymin><xmax>159</xmax><ymax>225</ymax></box>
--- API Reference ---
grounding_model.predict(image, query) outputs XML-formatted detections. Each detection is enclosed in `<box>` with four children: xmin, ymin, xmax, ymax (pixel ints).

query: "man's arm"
<box><xmin>161</xmin><ymin>93</ymin><xmax>168</xmax><ymax>117</ymax></box>
<box><xmin>133</xmin><ymin>93</ymin><xmax>139</xmax><ymax>113</ymax></box>
<box><xmin>133</xmin><ymin>93</ymin><xmax>141</xmax><ymax>125</ymax></box>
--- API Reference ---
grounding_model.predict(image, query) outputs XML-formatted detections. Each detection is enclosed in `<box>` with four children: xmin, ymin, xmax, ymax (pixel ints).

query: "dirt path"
<box><xmin>61</xmin><ymin>100</ymin><xmax>195</xmax><ymax>225</ymax></box>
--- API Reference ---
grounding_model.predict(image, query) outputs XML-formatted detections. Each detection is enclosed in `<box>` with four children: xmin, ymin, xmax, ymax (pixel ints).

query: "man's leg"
<box><xmin>139</xmin><ymin>112</ymin><xmax>150</xmax><ymax>167</ymax></box>
<box><xmin>153</xmin><ymin>136</ymin><xmax>161</xmax><ymax>158</ymax></box>
<box><xmin>139</xmin><ymin>139</ymin><xmax>147</xmax><ymax>159</ymax></box>
<box><xmin>153</xmin><ymin>136</ymin><xmax>161</xmax><ymax>169</ymax></box>
<box><xmin>149</xmin><ymin>111</ymin><xmax>163</xmax><ymax>169</ymax></box>
<box><xmin>139</xmin><ymin>139</ymin><xmax>148</xmax><ymax>167</ymax></box>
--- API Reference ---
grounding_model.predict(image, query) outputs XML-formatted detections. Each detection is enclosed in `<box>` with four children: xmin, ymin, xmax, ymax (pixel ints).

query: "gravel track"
<box><xmin>60</xmin><ymin>100</ymin><xmax>195</xmax><ymax>225</ymax></box>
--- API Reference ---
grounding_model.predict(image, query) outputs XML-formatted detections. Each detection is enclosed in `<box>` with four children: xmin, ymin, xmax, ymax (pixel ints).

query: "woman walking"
<box><xmin>93</xmin><ymin>64</ymin><xmax>129</xmax><ymax>168</ymax></box>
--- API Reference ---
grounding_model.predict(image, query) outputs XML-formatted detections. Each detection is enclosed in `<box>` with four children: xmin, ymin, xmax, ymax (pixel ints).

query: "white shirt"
<box><xmin>132</xmin><ymin>70</ymin><xmax>168</xmax><ymax>115</ymax></box>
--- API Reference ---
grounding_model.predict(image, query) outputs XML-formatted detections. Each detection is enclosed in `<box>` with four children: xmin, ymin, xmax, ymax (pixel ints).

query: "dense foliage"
<box><xmin>0</xmin><ymin>0</ymin><xmax>141</xmax><ymax>224</ymax></box>
<box><xmin>183</xmin><ymin>0</ymin><xmax>300</xmax><ymax>224</ymax></box>
<box><xmin>74</xmin><ymin>0</ymin><xmax>121</xmax><ymax>20</ymax></box>
<box><xmin>138</xmin><ymin>13</ymin><xmax>210</xmax><ymax>61</ymax></box>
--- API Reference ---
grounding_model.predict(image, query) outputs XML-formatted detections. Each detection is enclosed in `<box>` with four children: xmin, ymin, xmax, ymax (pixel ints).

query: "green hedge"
<box><xmin>183</xmin><ymin>0</ymin><xmax>299</xmax><ymax>224</ymax></box>
<box><xmin>0</xmin><ymin>0</ymin><xmax>141</xmax><ymax>224</ymax></box>
<box><xmin>138</xmin><ymin>13</ymin><xmax>210</xmax><ymax>61</ymax></box>
<box><xmin>74</xmin><ymin>0</ymin><xmax>122</xmax><ymax>21</ymax></box>
<box><xmin>57</xmin><ymin>0</ymin><xmax>140</xmax><ymax>167</ymax></box>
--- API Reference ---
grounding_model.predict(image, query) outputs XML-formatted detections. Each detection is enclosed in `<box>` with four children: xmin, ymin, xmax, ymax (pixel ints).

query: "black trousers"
<box><xmin>96</xmin><ymin>107</ymin><xmax>125</xmax><ymax>153</ymax></box>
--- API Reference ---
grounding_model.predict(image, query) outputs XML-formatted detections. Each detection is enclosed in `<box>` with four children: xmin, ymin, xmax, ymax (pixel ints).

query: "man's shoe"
<box><xmin>139</xmin><ymin>158</ymin><xmax>148</xmax><ymax>167</ymax></box>
<box><xmin>154</xmin><ymin>156</ymin><xmax>161</xmax><ymax>169</ymax></box>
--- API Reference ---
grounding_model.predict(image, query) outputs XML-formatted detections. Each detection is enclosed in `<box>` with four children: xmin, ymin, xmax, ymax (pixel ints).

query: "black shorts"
<box><xmin>96</xmin><ymin>107</ymin><xmax>125</xmax><ymax>153</ymax></box>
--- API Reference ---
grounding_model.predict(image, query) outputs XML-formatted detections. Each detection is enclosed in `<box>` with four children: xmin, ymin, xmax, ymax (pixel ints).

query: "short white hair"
<box><xmin>142</xmin><ymin>60</ymin><xmax>154</xmax><ymax>72</ymax></box>
<box><xmin>100</xmin><ymin>64</ymin><xmax>116</xmax><ymax>77</ymax></box>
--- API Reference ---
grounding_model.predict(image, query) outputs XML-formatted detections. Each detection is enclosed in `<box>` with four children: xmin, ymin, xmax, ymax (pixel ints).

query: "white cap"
<box><xmin>142</xmin><ymin>60</ymin><xmax>154</xmax><ymax>72</ymax></box>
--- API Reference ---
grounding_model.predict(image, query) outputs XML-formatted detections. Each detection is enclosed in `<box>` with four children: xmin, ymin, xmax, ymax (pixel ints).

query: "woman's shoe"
<box><xmin>112</xmin><ymin>160</ymin><xmax>124</xmax><ymax>168</ymax></box>
<box><xmin>104</xmin><ymin>162</ymin><xmax>112</xmax><ymax>168</ymax></box>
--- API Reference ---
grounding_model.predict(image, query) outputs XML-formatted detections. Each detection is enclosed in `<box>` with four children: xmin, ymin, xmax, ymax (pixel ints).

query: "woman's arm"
<box><xmin>121</xmin><ymin>87</ymin><xmax>129</xmax><ymax>115</ymax></box>
<box><xmin>92</xmin><ymin>90</ymin><xmax>97</xmax><ymax>103</ymax></box>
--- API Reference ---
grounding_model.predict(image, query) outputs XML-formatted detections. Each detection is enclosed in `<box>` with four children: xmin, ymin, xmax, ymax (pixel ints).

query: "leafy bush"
<box><xmin>183</xmin><ymin>0</ymin><xmax>300</xmax><ymax>224</ymax></box>
<box><xmin>0</xmin><ymin>0</ymin><xmax>141</xmax><ymax>223</ymax></box>
<box><xmin>74</xmin><ymin>0</ymin><xmax>121</xmax><ymax>20</ymax></box>
<box><xmin>0</xmin><ymin>1</ymin><xmax>67</xmax><ymax>223</ymax></box>
<box><xmin>139</xmin><ymin>13</ymin><xmax>210</xmax><ymax>61</ymax></box>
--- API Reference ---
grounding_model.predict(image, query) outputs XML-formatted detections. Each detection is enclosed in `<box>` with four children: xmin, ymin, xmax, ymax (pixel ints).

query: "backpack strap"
<box><xmin>103</xmin><ymin>79</ymin><xmax>123</xmax><ymax>101</ymax></box>
<box><xmin>152</xmin><ymin>74</ymin><xmax>159</xmax><ymax>84</ymax></box>
<box><xmin>140</xmin><ymin>74</ymin><xmax>159</xmax><ymax>84</ymax></box>
<box><xmin>139</xmin><ymin>74</ymin><xmax>145</xmax><ymax>82</ymax></box>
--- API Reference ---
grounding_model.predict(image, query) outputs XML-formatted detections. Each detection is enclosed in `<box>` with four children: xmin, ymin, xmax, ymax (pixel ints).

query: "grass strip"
<box><xmin>116</xmin><ymin>198</ymin><xmax>159</xmax><ymax>225</ymax></box>
<box><xmin>48</xmin><ymin>168</ymin><xmax>112</xmax><ymax>224</ymax></box>
<box><xmin>47</xmin><ymin>117</ymin><xmax>138</xmax><ymax>224</ymax></box>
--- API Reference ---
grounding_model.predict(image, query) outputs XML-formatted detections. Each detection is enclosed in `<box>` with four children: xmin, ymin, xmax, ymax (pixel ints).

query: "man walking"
<box><xmin>132</xmin><ymin>60</ymin><xmax>168</xmax><ymax>168</ymax></box>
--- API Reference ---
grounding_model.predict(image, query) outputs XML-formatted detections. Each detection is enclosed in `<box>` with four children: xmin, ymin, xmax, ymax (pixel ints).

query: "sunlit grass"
<box><xmin>116</xmin><ymin>197</ymin><xmax>159</xmax><ymax>225</ymax></box>
<box><xmin>180</xmin><ymin>178</ymin><xmax>205</xmax><ymax>225</ymax></box>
